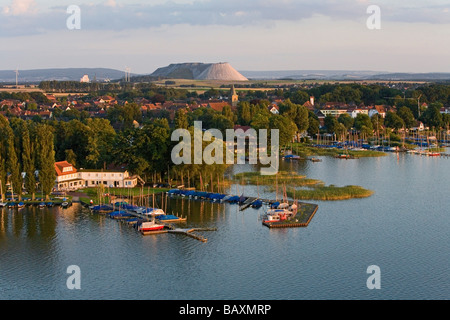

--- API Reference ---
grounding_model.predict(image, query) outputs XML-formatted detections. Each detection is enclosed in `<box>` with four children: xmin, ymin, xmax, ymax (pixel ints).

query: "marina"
<box><xmin>1</xmin><ymin>150</ymin><xmax>449</xmax><ymax>300</ymax></box>
<box><xmin>82</xmin><ymin>187</ymin><xmax>319</xmax><ymax>241</ymax></box>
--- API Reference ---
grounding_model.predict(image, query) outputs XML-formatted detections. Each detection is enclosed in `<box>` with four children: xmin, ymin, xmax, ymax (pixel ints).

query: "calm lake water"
<box><xmin>1</xmin><ymin>151</ymin><xmax>449</xmax><ymax>300</ymax></box>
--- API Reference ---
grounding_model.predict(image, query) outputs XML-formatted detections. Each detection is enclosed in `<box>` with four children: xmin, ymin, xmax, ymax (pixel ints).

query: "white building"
<box><xmin>54</xmin><ymin>161</ymin><xmax>143</xmax><ymax>191</ymax></box>
<box><xmin>80</xmin><ymin>75</ymin><xmax>90</xmax><ymax>83</ymax></box>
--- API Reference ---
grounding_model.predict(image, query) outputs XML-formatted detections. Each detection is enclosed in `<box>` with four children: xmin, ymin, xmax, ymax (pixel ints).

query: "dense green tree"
<box><xmin>6</xmin><ymin>132</ymin><xmax>21</xmax><ymax>200</ymax></box>
<box><xmin>35</xmin><ymin>124</ymin><xmax>56</xmax><ymax>201</ymax></box>
<box><xmin>250</xmin><ymin>112</ymin><xmax>270</xmax><ymax>131</ymax></box>
<box><xmin>22</xmin><ymin>125</ymin><xmax>36</xmax><ymax>200</ymax></box>
<box><xmin>307</xmin><ymin>116</ymin><xmax>320</xmax><ymax>137</ymax></box>
<box><xmin>0</xmin><ymin>115</ymin><xmax>9</xmax><ymax>201</ymax></box>
<box><xmin>384</xmin><ymin>112</ymin><xmax>405</xmax><ymax>131</ymax></box>
<box><xmin>174</xmin><ymin>109</ymin><xmax>189</xmax><ymax>129</ymax></box>
<box><xmin>397</xmin><ymin>106</ymin><xmax>416</xmax><ymax>129</ymax></box>
<box><xmin>338</xmin><ymin>113</ymin><xmax>354</xmax><ymax>130</ymax></box>
<box><xmin>269</xmin><ymin>115</ymin><xmax>297</xmax><ymax>146</ymax></box>
<box><xmin>324</xmin><ymin>115</ymin><xmax>339</xmax><ymax>134</ymax></box>
<box><xmin>65</xmin><ymin>149</ymin><xmax>77</xmax><ymax>167</ymax></box>
<box><xmin>85</xmin><ymin>118</ymin><xmax>116</xmax><ymax>168</ymax></box>
<box><xmin>237</xmin><ymin>102</ymin><xmax>252</xmax><ymax>126</ymax></box>
<box><xmin>221</xmin><ymin>105</ymin><xmax>236</xmax><ymax>124</ymax></box>
<box><xmin>422</xmin><ymin>103</ymin><xmax>443</xmax><ymax>129</ymax></box>
<box><xmin>354</xmin><ymin>113</ymin><xmax>373</xmax><ymax>132</ymax></box>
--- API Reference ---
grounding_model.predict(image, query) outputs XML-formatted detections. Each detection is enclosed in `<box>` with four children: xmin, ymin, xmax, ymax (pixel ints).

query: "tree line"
<box><xmin>0</xmin><ymin>115</ymin><xmax>55</xmax><ymax>201</ymax></box>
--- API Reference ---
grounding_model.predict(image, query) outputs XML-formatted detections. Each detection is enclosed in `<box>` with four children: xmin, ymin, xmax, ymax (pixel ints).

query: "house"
<box><xmin>54</xmin><ymin>161</ymin><xmax>85</xmax><ymax>191</ymax></box>
<box><xmin>268</xmin><ymin>104</ymin><xmax>279</xmax><ymax>114</ymax></box>
<box><xmin>303</xmin><ymin>96</ymin><xmax>315</xmax><ymax>110</ymax></box>
<box><xmin>54</xmin><ymin>161</ymin><xmax>144</xmax><ymax>191</ymax></box>
<box><xmin>440</xmin><ymin>107</ymin><xmax>450</xmax><ymax>114</ymax></box>
<box><xmin>207</xmin><ymin>101</ymin><xmax>231</xmax><ymax>112</ymax></box>
<box><xmin>348</xmin><ymin>107</ymin><xmax>369</xmax><ymax>118</ymax></box>
<box><xmin>410</xmin><ymin>121</ymin><xmax>425</xmax><ymax>132</ymax></box>
<box><xmin>368</xmin><ymin>105</ymin><xmax>386</xmax><ymax>118</ymax></box>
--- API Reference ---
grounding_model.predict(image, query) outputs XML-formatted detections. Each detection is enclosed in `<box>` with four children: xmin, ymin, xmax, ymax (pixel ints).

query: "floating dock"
<box><xmin>262</xmin><ymin>203</ymin><xmax>319</xmax><ymax>229</ymax></box>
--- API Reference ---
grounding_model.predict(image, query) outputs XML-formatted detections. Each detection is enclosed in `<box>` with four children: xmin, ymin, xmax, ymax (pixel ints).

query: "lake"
<box><xmin>1</xmin><ymin>151</ymin><xmax>449</xmax><ymax>300</ymax></box>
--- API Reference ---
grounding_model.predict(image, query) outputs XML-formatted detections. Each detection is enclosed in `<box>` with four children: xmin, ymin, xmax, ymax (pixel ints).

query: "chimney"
<box><xmin>310</xmin><ymin>96</ymin><xmax>315</xmax><ymax>106</ymax></box>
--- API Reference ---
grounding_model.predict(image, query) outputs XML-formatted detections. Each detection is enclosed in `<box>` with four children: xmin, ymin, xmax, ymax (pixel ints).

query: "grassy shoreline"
<box><xmin>289</xmin><ymin>143</ymin><xmax>387</xmax><ymax>158</ymax></box>
<box><xmin>234</xmin><ymin>171</ymin><xmax>374</xmax><ymax>201</ymax></box>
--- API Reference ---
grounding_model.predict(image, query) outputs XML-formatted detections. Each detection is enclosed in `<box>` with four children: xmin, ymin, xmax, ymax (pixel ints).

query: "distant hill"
<box><xmin>239</xmin><ymin>70</ymin><xmax>450</xmax><ymax>81</ymax></box>
<box><xmin>240</xmin><ymin>70</ymin><xmax>388</xmax><ymax>80</ymax></box>
<box><xmin>151</xmin><ymin>62</ymin><xmax>248</xmax><ymax>81</ymax></box>
<box><xmin>2</xmin><ymin>67</ymin><xmax>449</xmax><ymax>83</ymax></box>
<box><xmin>367</xmin><ymin>73</ymin><xmax>450</xmax><ymax>81</ymax></box>
<box><xmin>0</xmin><ymin>68</ymin><xmax>134</xmax><ymax>83</ymax></box>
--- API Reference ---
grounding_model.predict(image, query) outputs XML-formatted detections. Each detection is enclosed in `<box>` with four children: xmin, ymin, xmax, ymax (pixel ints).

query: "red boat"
<box><xmin>139</xmin><ymin>221</ymin><xmax>165</xmax><ymax>232</ymax></box>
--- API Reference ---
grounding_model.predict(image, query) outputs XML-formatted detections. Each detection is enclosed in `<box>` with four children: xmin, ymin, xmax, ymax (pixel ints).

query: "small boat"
<box><xmin>427</xmin><ymin>152</ymin><xmax>440</xmax><ymax>157</ymax></box>
<box><xmin>251</xmin><ymin>199</ymin><xmax>263</xmax><ymax>208</ymax></box>
<box><xmin>270</xmin><ymin>201</ymin><xmax>280</xmax><ymax>209</ymax></box>
<box><xmin>335</xmin><ymin>153</ymin><xmax>351</xmax><ymax>159</ymax></box>
<box><xmin>310</xmin><ymin>157</ymin><xmax>322</xmax><ymax>162</ymax></box>
<box><xmin>138</xmin><ymin>220</ymin><xmax>165</xmax><ymax>232</ymax></box>
<box><xmin>8</xmin><ymin>202</ymin><xmax>15</xmax><ymax>208</ymax></box>
<box><xmin>39</xmin><ymin>202</ymin><xmax>46</xmax><ymax>208</ymax></box>
<box><xmin>0</xmin><ymin>202</ymin><xmax>7</xmax><ymax>208</ymax></box>
<box><xmin>142</xmin><ymin>208</ymin><xmax>165</xmax><ymax>216</ymax></box>
<box><xmin>277</xmin><ymin>202</ymin><xmax>290</xmax><ymax>209</ymax></box>
<box><xmin>46</xmin><ymin>202</ymin><xmax>54</xmax><ymax>207</ymax></box>
<box><xmin>61</xmin><ymin>201</ymin><xmax>69</xmax><ymax>208</ymax></box>
<box><xmin>263</xmin><ymin>209</ymin><xmax>292</xmax><ymax>224</ymax></box>
<box><xmin>17</xmin><ymin>202</ymin><xmax>25</xmax><ymax>208</ymax></box>
<box><xmin>283</xmin><ymin>154</ymin><xmax>302</xmax><ymax>161</ymax></box>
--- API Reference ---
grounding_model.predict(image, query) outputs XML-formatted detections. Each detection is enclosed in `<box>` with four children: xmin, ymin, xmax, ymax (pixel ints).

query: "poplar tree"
<box><xmin>36</xmin><ymin>124</ymin><xmax>56</xmax><ymax>201</ymax></box>
<box><xmin>0</xmin><ymin>115</ymin><xmax>10</xmax><ymax>201</ymax></box>
<box><xmin>0</xmin><ymin>153</ymin><xmax>5</xmax><ymax>202</ymax></box>
<box><xmin>22</xmin><ymin>125</ymin><xmax>36</xmax><ymax>200</ymax></box>
<box><xmin>6</xmin><ymin>132</ymin><xmax>21</xmax><ymax>201</ymax></box>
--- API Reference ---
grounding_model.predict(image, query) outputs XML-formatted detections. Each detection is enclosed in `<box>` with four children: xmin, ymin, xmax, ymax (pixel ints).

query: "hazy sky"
<box><xmin>1</xmin><ymin>0</ymin><xmax>449</xmax><ymax>74</ymax></box>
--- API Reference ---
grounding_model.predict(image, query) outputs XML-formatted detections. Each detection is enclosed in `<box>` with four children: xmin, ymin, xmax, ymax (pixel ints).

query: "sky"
<box><xmin>0</xmin><ymin>0</ymin><xmax>449</xmax><ymax>74</ymax></box>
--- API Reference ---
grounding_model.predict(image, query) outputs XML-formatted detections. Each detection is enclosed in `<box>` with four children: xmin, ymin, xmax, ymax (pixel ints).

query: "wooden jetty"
<box><xmin>140</xmin><ymin>229</ymin><xmax>169</xmax><ymax>236</ymax></box>
<box><xmin>168</xmin><ymin>227</ymin><xmax>217</xmax><ymax>243</ymax></box>
<box><xmin>239</xmin><ymin>197</ymin><xmax>258</xmax><ymax>211</ymax></box>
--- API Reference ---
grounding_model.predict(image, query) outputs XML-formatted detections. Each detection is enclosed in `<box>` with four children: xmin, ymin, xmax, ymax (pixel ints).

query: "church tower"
<box><xmin>230</xmin><ymin>84</ymin><xmax>238</xmax><ymax>107</ymax></box>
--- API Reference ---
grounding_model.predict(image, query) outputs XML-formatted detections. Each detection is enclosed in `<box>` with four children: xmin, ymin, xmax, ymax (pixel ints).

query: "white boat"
<box><xmin>277</xmin><ymin>202</ymin><xmax>289</xmax><ymax>209</ymax></box>
<box><xmin>61</xmin><ymin>202</ymin><xmax>69</xmax><ymax>208</ymax></box>
<box><xmin>142</xmin><ymin>208</ymin><xmax>165</xmax><ymax>216</ymax></box>
<box><xmin>0</xmin><ymin>202</ymin><xmax>7</xmax><ymax>207</ymax></box>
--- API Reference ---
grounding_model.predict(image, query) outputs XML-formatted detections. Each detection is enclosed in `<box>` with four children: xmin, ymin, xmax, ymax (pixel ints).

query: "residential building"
<box><xmin>54</xmin><ymin>161</ymin><xmax>143</xmax><ymax>191</ymax></box>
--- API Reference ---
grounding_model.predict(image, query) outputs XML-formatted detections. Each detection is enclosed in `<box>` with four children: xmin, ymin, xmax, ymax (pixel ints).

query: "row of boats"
<box><xmin>167</xmin><ymin>188</ymin><xmax>299</xmax><ymax>225</ymax></box>
<box><xmin>0</xmin><ymin>200</ymin><xmax>70</xmax><ymax>209</ymax></box>
<box><xmin>166</xmin><ymin>189</ymin><xmax>264</xmax><ymax>209</ymax></box>
<box><xmin>90</xmin><ymin>202</ymin><xmax>183</xmax><ymax>233</ymax></box>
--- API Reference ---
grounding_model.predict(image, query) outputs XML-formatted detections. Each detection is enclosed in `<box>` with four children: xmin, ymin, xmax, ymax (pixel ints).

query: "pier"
<box><xmin>167</xmin><ymin>227</ymin><xmax>217</xmax><ymax>242</ymax></box>
<box><xmin>262</xmin><ymin>204</ymin><xmax>319</xmax><ymax>229</ymax></box>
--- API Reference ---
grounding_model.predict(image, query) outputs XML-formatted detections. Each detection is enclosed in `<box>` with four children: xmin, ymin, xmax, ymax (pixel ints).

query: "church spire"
<box><xmin>230</xmin><ymin>84</ymin><xmax>238</xmax><ymax>107</ymax></box>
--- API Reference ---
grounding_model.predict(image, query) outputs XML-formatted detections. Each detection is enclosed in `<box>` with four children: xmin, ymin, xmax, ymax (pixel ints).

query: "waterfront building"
<box><xmin>54</xmin><ymin>161</ymin><xmax>143</xmax><ymax>191</ymax></box>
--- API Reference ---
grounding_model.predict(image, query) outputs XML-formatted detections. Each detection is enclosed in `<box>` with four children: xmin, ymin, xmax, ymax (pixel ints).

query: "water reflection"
<box><xmin>1</xmin><ymin>151</ymin><xmax>449</xmax><ymax>299</ymax></box>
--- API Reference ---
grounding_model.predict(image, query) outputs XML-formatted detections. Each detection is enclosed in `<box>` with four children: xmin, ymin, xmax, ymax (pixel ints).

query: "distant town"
<box><xmin>0</xmin><ymin>73</ymin><xmax>449</xmax><ymax>202</ymax></box>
